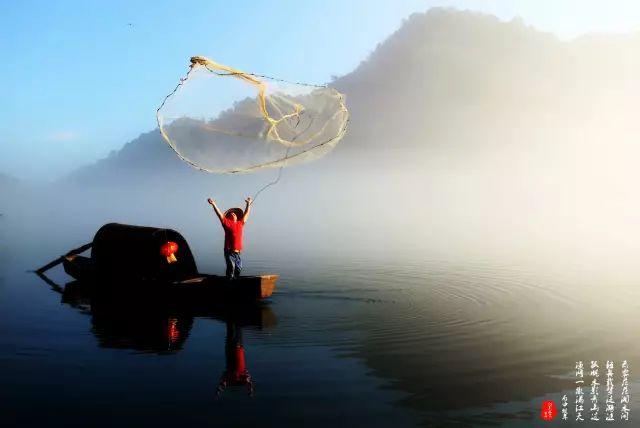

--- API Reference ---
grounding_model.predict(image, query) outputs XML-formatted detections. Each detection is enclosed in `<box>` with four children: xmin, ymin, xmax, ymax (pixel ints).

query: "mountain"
<box><xmin>13</xmin><ymin>7</ymin><xmax>640</xmax><ymax>275</ymax></box>
<box><xmin>66</xmin><ymin>7</ymin><xmax>640</xmax><ymax>185</ymax></box>
<box><xmin>66</xmin><ymin>129</ymin><xmax>195</xmax><ymax>185</ymax></box>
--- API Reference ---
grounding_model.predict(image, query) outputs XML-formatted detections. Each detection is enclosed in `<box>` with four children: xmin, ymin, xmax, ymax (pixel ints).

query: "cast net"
<box><xmin>157</xmin><ymin>56</ymin><xmax>349</xmax><ymax>174</ymax></box>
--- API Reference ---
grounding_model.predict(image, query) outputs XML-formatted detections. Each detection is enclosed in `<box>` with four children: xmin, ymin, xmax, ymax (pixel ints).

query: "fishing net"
<box><xmin>157</xmin><ymin>56</ymin><xmax>349</xmax><ymax>174</ymax></box>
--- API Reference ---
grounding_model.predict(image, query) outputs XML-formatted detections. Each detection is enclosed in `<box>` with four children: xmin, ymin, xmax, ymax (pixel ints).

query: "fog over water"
<box><xmin>2</xmin><ymin>9</ymin><xmax>640</xmax><ymax>427</ymax></box>
<box><xmin>4</xmin><ymin>9</ymin><xmax>635</xmax><ymax>274</ymax></box>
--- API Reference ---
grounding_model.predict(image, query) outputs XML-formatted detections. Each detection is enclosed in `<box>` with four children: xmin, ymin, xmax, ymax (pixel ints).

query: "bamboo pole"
<box><xmin>35</xmin><ymin>242</ymin><xmax>93</xmax><ymax>274</ymax></box>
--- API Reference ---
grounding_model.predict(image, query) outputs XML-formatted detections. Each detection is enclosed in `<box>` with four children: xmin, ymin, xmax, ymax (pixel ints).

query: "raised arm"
<box><xmin>207</xmin><ymin>198</ymin><xmax>224</xmax><ymax>224</ymax></box>
<box><xmin>242</xmin><ymin>197</ymin><xmax>252</xmax><ymax>223</ymax></box>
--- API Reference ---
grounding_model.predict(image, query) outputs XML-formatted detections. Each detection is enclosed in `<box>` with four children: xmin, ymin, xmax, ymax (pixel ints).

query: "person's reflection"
<box><xmin>216</xmin><ymin>322</ymin><xmax>254</xmax><ymax>397</ymax></box>
<box><xmin>37</xmin><ymin>272</ymin><xmax>276</xmax><ymax>394</ymax></box>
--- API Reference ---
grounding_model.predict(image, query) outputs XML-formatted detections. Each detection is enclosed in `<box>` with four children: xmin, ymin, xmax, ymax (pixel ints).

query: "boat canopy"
<box><xmin>92</xmin><ymin>223</ymin><xmax>198</xmax><ymax>282</ymax></box>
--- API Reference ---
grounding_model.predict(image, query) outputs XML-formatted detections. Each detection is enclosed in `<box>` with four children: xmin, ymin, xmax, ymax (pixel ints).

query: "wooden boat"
<box><xmin>38</xmin><ymin>223</ymin><xmax>278</xmax><ymax>302</ymax></box>
<box><xmin>62</xmin><ymin>254</ymin><xmax>277</xmax><ymax>300</ymax></box>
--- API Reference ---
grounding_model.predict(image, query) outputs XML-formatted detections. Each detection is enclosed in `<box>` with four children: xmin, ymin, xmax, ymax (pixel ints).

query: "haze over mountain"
<box><xmin>5</xmin><ymin>8</ymin><xmax>640</xmax><ymax>274</ymax></box>
<box><xmin>67</xmin><ymin>8</ymin><xmax>640</xmax><ymax>183</ymax></box>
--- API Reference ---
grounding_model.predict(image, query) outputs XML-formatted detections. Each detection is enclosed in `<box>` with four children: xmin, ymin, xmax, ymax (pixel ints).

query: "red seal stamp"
<box><xmin>540</xmin><ymin>400</ymin><xmax>558</xmax><ymax>421</ymax></box>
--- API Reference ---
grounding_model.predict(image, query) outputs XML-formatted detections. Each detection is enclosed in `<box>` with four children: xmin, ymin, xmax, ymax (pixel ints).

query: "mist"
<box><xmin>3</xmin><ymin>8</ymin><xmax>640</xmax><ymax>285</ymax></box>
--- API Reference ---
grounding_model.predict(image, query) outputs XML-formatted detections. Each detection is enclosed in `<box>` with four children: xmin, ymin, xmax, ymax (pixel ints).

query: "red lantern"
<box><xmin>160</xmin><ymin>241</ymin><xmax>179</xmax><ymax>264</ymax></box>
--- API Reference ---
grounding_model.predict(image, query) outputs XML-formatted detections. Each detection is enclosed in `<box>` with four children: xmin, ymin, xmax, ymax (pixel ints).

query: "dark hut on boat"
<box><xmin>37</xmin><ymin>223</ymin><xmax>277</xmax><ymax>301</ymax></box>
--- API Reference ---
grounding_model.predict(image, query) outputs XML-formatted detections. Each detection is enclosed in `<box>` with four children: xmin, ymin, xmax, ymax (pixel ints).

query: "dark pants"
<box><xmin>224</xmin><ymin>250</ymin><xmax>242</xmax><ymax>279</ymax></box>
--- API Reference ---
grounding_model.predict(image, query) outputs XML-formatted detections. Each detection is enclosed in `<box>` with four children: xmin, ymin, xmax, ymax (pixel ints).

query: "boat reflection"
<box><xmin>37</xmin><ymin>273</ymin><xmax>276</xmax><ymax>396</ymax></box>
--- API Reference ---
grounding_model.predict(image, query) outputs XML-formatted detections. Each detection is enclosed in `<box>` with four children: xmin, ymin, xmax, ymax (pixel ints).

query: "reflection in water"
<box><xmin>265</xmin><ymin>258</ymin><xmax>640</xmax><ymax>426</ymax></box>
<box><xmin>38</xmin><ymin>272</ymin><xmax>274</xmax><ymax>396</ymax></box>
<box><xmin>26</xmin><ymin>256</ymin><xmax>640</xmax><ymax>427</ymax></box>
<box><xmin>92</xmin><ymin>309</ymin><xmax>194</xmax><ymax>353</ymax></box>
<box><xmin>217</xmin><ymin>323</ymin><xmax>254</xmax><ymax>397</ymax></box>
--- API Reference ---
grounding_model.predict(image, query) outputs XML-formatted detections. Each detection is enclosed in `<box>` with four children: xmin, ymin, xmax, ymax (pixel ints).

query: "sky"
<box><xmin>2</xmin><ymin>0</ymin><xmax>640</xmax><ymax>182</ymax></box>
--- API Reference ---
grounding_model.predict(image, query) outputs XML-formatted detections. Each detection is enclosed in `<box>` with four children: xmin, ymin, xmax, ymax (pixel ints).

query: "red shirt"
<box><xmin>222</xmin><ymin>218</ymin><xmax>245</xmax><ymax>252</ymax></box>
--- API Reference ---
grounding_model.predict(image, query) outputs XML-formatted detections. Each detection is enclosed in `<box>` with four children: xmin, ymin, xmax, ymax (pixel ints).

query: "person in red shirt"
<box><xmin>207</xmin><ymin>197</ymin><xmax>252</xmax><ymax>280</ymax></box>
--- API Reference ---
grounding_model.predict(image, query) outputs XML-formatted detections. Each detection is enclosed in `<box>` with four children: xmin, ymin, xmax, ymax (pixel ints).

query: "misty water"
<box><xmin>2</xmin><ymin>163</ymin><xmax>640</xmax><ymax>427</ymax></box>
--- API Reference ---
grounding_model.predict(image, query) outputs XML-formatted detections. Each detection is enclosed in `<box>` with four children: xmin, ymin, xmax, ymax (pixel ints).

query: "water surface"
<box><xmin>1</xmin><ymin>235</ymin><xmax>638</xmax><ymax>427</ymax></box>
